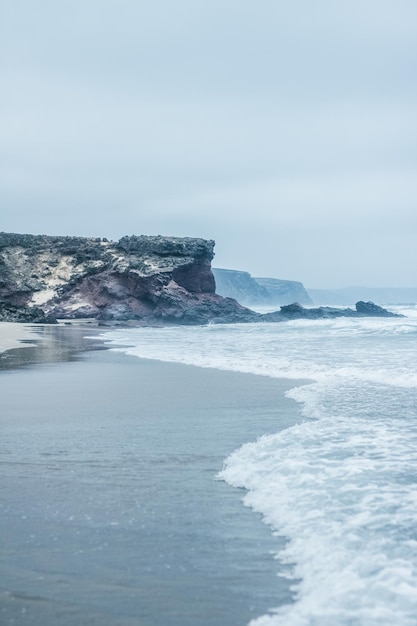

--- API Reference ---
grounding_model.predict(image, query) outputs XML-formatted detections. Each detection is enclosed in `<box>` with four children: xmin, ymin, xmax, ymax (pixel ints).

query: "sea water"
<box><xmin>102</xmin><ymin>305</ymin><xmax>417</xmax><ymax>626</ymax></box>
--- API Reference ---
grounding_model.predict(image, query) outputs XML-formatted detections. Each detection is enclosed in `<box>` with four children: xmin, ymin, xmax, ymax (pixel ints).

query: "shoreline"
<box><xmin>0</xmin><ymin>321</ymin><xmax>108</xmax><ymax>371</ymax></box>
<box><xmin>0</xmin><ymin>321</ymin><xmax>40</xmax><ymax>353</ymax></box>
<box><xmin>0</xmin><ymin>323</ymin><xmax>305</xmax><ymax>625</ymax></box>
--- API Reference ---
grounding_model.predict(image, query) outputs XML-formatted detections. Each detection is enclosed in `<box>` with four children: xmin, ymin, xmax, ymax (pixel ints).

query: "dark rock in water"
<box><xmin>0</xmin><ymin>232</ymin><xmax>256</xmax><ymax>325</ymax></box>
<box><xmin>263</xmin><ymin>301</ymin><xmax>403</xmax><ymax>322</ymax></box>
<box><xmin>277</xmin><ymin>302</ymin><xmax>357</xmax><ymax>320</ymax></box>
<box><xmin>355</xmin><ymin>300</ymin><xmax>399</xmax><ymax>317</ymax></box>
<box><xmin>279</xmin><ymin>302</ymin><xmax>314</xmax><ymax>319</ymax></box>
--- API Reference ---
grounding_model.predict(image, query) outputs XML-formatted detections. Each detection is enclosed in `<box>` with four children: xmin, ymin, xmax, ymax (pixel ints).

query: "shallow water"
<box><xmin>103</xmin><ymin>305</ymin><xmax>417</xmax><ymax>625</ymax></box>
<box><xmin>0</xmin><ymin>347</ymin><xmax>302</xmax><ymax>625</ymax></box>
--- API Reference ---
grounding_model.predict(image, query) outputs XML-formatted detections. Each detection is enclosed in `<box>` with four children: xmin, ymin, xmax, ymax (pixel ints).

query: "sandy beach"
<box><xmin>0</xmin><ymin>324</ymin><xmax>302</xmax><ymax>626</ymax></box>
<box><xmin>0</xmin><ymin>323</ymin><xmax>39</xmax><ymax>354</ymax></box>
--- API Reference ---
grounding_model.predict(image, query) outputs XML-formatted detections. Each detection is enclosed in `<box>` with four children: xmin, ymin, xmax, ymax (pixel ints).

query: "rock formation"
<box><xmin>0</xmin><ymin>232</ymin><xmax>402</xmax><ymax>325</ymax></box>
<box><xmin>211</xmin><ymin>268</ymin><xmax>271</xmax><ymax>306</ymax></box>
<box><xmin>254</xmin><ymin>276</ymin><xmax>313</xmax><ymax>306</ymax></box>
<box><xmin>262</xmin><ymin>301</ymin><xmax>403</xmax><ymax>322</ymax></box>
<box><xmin>212</xmin><ymin>268</ymin><xmax>312</xmax><ymax>307</ymax></box>
<box><xmin>0</xmin><ymin>233</ymin><xmax>257</xmax><ymax>324</ymax></box>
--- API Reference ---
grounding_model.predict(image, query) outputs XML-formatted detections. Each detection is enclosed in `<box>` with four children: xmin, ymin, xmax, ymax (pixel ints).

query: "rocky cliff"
<box><xmin>0</xmin><ymin>233</ymin><xmax>257</xmax><ymax>324</ymax></box>
<box><xmin>0</xmin><ymin>232</ymin><xmax>402</xmax><ymax>325</ymax></box>
<box><xmin>254</xmin><ymin>277</ymin><xmax>313</xmax><ymax>306</ymax></box>
<box><xmin>211</xmin><ymin>268</ymin><xmax>270</xmax><ymax>307</ymax></box>
<box><xmin>212</xmin><ymin>268</ymin><xmax>312</xmax><ymax>307</ymax></box>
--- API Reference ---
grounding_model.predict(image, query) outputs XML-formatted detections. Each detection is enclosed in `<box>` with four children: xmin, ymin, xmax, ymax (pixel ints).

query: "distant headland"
<box><xmin>0</xmin><ymin>232</ymin><xmax>402</xmax><ymax>325</ymax></box>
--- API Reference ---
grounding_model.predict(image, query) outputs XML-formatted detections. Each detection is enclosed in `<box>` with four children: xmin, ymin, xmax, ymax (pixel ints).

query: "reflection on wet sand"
<box><xmin>0</xmin><ymin>323</ymin><xmax>108</xmax><ymax>371</ymax></box>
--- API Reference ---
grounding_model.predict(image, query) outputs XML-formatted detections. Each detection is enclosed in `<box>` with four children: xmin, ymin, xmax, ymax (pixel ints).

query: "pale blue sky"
<box><xmin>1</xmin><ymin>0</ymin><xmax>416</xmax><ymax>287</ymax></box>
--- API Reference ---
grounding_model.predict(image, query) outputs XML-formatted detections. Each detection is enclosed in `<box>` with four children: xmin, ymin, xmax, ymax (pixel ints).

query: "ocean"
<box><xmin>101</xmin><ymin>305</ymin><xmax>417</xmax><ymax>626</ymax></box>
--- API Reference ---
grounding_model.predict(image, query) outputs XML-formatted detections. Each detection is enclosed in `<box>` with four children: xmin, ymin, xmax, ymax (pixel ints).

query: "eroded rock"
<box><xmin>0</xmin><ymin>232</ymin><xmax>255</xmax><ymax>324</ymax></box>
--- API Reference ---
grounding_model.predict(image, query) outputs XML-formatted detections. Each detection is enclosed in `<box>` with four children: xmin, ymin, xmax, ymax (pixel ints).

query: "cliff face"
<box><xmin>0</xmin><ymin>233</ymin><xmax>256</xmax><ymax>324</ymax></box>
<box><xmin>212</xmin><ymin>268</ymin><xmax>313</xmax><ymax>307</ymax></box>
<box><xmin>0</xmin><ymin>232</ymin><xmax>402</xmax><ymax>325</ymax></box>
<box><xmin>254</xmin><ymin>277</ymin><xmax>313</xmax><ymax>306</ymax></box>
<box><xmin>211</xmin><ymin>268</ymin><xmax>270</xmax><ymax>306</ymax></box>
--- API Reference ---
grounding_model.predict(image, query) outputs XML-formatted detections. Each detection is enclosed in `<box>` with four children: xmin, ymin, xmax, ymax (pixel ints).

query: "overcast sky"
<box><xmin>1</xmin><ymin>1</ymin><xmax>416</xmax><ymax>287</ymax></box>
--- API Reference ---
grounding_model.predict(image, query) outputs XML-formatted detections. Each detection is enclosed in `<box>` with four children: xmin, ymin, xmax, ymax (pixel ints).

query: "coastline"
<box><xmin>0</xmin><ymin>321</ymin><xmax>106</xmax><ymax>371</ymax></box>
<box><xmin>0</xmin><ymin>322</ymin><xmax>40</xmax><ymax>353</ymax></box>
<box><xmin>0</xmin><ymin>324</ymin><xmax>305</xmax><ymax>625</ymax></box>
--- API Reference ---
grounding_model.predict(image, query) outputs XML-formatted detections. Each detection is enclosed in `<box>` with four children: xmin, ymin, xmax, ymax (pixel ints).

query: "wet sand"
<box><xmin>0</xmin><ymin>322</ymin><xmax>39</xmax><ymax>353</ymax></box>
<box><xmin>0</xmin><ymin>325</ymin><xmax>303</xmax><ymax>626</ymax></box>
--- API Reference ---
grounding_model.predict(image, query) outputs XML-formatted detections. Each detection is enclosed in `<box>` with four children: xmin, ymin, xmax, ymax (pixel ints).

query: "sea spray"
<box><xmin>219</xmin><ymin>413</ymin><xmax>417</xmax><ymax>626</ymax></box>
<box><xmin>102</xmin><ymin>305</ymin><xmax>417</xmax><ymax>625</ymax></box>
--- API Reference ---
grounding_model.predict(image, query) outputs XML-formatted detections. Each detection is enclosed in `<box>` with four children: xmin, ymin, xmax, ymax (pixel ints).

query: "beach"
<box><xmin>0</xmin><ymin>323</ymin><xmax>302</xmax><ymax>626</ymax></box>
<box><xmin>0</xmin><ymin>323</ymin><xmax>39</xmax><ymax>354</ymax></box>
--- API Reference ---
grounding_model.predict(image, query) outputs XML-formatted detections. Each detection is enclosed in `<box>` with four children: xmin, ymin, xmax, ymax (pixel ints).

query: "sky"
<box><xmin>1</xmin><ymin>0</ymin><xmax>416</xmax><ymax>288</ymax></box>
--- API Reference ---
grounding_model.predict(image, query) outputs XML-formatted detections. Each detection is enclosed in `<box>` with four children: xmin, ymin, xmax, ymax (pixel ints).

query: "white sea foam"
<box><xmin>220</xmin><ymin>412</ymin><xmax>417</xmax><ymax>625</ymax></box>
<box><xmin>100</xmin><ymin>306</ymin><xmax>417</xmax><ymax>625</ymax></box>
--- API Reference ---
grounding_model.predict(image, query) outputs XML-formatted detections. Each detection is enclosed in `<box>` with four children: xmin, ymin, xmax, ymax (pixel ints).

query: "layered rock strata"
<box><xmin>0</xmin><ymin>233</ymin><xmax>256</xmax><ymax>324</ymax></box>
<box><xmin>0</xmin><ymin>232</ymin><xmax>401</xmax><ymax>325</ymax></box>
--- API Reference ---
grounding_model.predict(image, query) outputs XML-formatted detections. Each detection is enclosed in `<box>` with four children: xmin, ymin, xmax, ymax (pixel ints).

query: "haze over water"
<box><xmin>1</xmin><ymin>1</ymin><xmax>417</xmax><ymax>287</ymax></box>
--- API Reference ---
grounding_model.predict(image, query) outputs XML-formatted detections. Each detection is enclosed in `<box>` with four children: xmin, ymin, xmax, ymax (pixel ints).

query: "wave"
<box><xmin>99</xmin><ymin>312</ymin><xmax>417</xmax><ymax>390</ymax></box>
<box><xmin>99</xmin><ymin>308</ymin><xmax>417</xmax><ymax>625</ymax></box>
<box><xmin>219</xmin><ymin>411</ymin><xmax>417</xmax><ymax>626</ymax></box>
